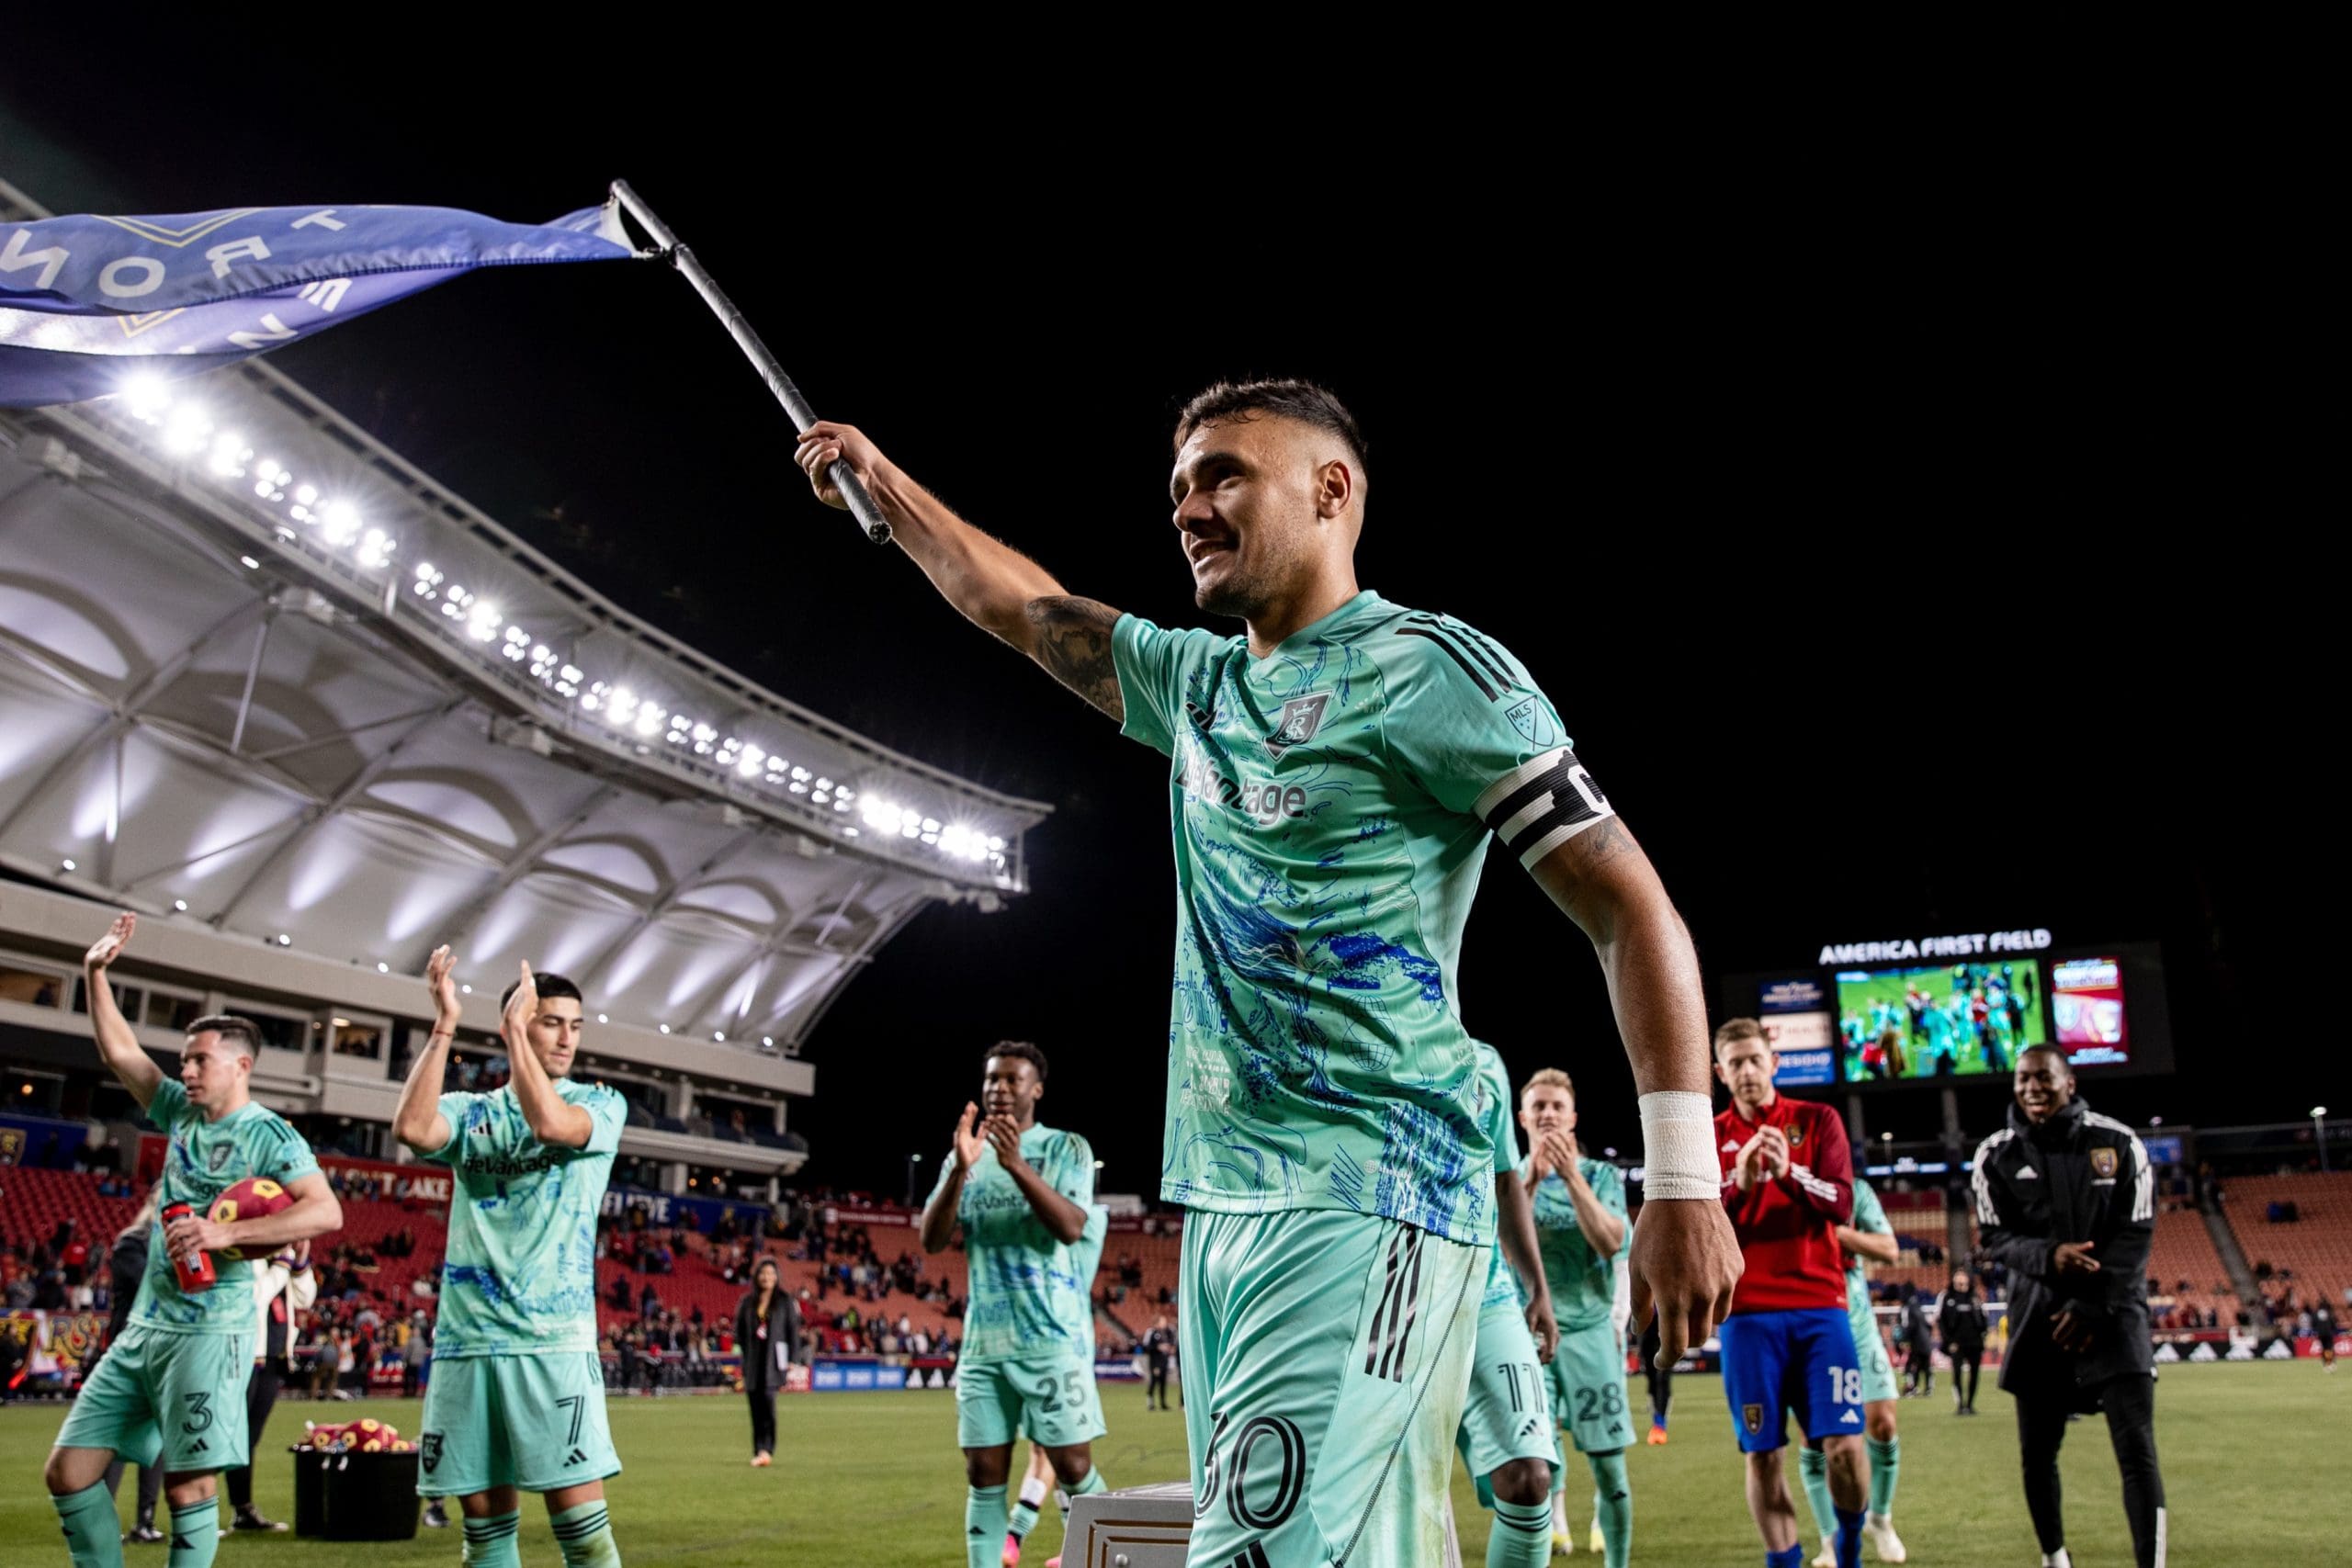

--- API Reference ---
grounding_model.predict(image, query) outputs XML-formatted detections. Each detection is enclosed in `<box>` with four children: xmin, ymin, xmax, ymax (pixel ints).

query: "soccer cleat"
<box><xmin>232</xmin><ymin>1506</ymin><xmax>288</xmax><ymax>1531</ymax></box>
<box><xmin>2040</xmin><ymin>1551</ymin><xmax>2072</xmax><ymax>1568</ymax></box>
<box><xmin>1812</xmin><ymin>1533</ymin><xmax>1838</xmax><ymax>1568</ymax></box>
<box><xmin>1002</xmin><ymin>1532</ymin><xmax>1023</xmax><ymax>1565</ymax></box>
<box><xmin>1553</xmin><ymin>1527</ymin><xmax>1577</xmax><ymax>1554</ymax></box>
<box><xmin>751</xmin><ymin>1452</ymin><xmax>773</xmax><ymax>1468</ymax></box>
<box><xmin>1646</xmin><ymin>1424</ymin><xmax>1669</xmax><ymax>1445</ymax></box>
<box><xmin>1044</xmin><ymin>1557</ymin><xmax>1060</xmax><ymax>1568</ymax></box>
<box><xmin>423</xmin><ymin>1500</ymin><xmax>449</xmax><ymax>1529</ymax></box>
<box><xmin>123</xmin><ymin>1525</ymin><xmax>166</xmax><ymax>1545</ymax></box>
<box><xmin>1865</xmin><ymin>1513</ymin><xmax>1906</xmax><ymax>1562</ymax></box>
<box><xmin>1589</xmin><ymin>1519</ymin><xmax>1604</xmax><ymax>1553</ymax></box>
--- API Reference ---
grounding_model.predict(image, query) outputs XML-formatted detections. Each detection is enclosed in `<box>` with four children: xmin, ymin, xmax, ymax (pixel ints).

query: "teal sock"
<box><xmin>1797</xmin><ymin>1444</ymin><xmax>1838</xmax><ymax>1542</ymax></box>
<box><xmin>966</xmin><ymin>1485</ymin><xmax>1008</xmax><ymax>1568</ymax></box>
<box><xmin>165</xmin><ymin>1499</ymin><xmax>218</xmax><ymax>1568</ymax></box>
<box><xmin>1008</xmin><ymin>1494</ymin><xmax>1042</xmax><ymax>1542</ymax></box>
<box><xmin>1866</xmin><ymin>1435</ymin><xmax>1900</xmax><ymax>1517</ymax></box>
<box><xmin>550</xmin><ymin>1499</ymin><xmax>621</xmax><ymax>1568</ymax></box>
<box><xmin>461</xmin><ymin>1508</ymin><xmax>522</xmax><ymax>1568</ymax></box>
<box><xmin>52</xmin><ymin>1481</ymin><xmax>125</xmax><ymax>1568</ymax></box>
<box><xmin>1058</xmin><ymin>1464</ymin><xmax>1107</xmax><ymax>1529</ymax></box>
<box><xmin>1487</xmin><ymin>1497</ymin><xmax>1552</xmax><ymax>1568</ymax></box>
<box><xmin>1588</xmin><ymin>1451</ymin><xmax>1631</xmax><ymax>1568</ymax></box>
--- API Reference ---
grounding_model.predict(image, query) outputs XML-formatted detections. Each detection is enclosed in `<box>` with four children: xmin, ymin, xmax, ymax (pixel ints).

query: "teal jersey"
<box><xmin>1114</xmin><ymin>592</ymin><xmax>1604</xmax><ymax>1245</ymax></box>
<box><xmin>134</xmin><ymin>1079</ymin><xmax>319</xmax><ymax>1335</ymax></box>
<box><xmin>1922</xmin><ymin>1008</ymin><xmax>1952</xmax><ymax>1050</ymax></box>
<box><xmin>1846</xmin><ymin>1178</ymin><xmax>1891</xmax><ymax>1280</ymax></box>
<box><xmin>424</xmin><ymin>1078</ymin><xmax>626</xmax><ymax>1358</ymax></box>
<box><xmin>1530</xmin><ymin>1158</ymin><xmax>1629</xmax><ymax>1330</ymax></box>
<box><xmin>1076</xmin><ymin>1203</ymin><xmax>1109</xmax><ymax>1351</ymax></box>
<box><xmin>938</xmin><ymin>1122</ymin><xmax>1098</xmax><ymax>1363</ymax></box>
<box><xmin>1469</xmin><ymin>1044</ymin><xmax>1525</xmax><ymax>1310</ymax></box>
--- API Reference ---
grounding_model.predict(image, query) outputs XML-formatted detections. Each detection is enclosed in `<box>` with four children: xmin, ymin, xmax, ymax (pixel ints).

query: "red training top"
<box><xmin>1716</xmin><ymin>1094</ymin><xmax>1855</xmax><ymax>1314</ymax></box>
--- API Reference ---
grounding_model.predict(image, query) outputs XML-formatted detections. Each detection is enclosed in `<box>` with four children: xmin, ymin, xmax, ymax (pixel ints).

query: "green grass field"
<box><xmin>3</xmin><ymin>1363</ymin><xmax>2342</xmax><ymax>1564</ymax></box>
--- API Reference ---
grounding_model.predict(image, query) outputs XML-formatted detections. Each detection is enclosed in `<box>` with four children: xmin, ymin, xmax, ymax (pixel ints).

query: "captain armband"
<box><xmin>1473</xmin><ymin>747</ymin><xmax>1615</xmax><ymax>868</ymax></box>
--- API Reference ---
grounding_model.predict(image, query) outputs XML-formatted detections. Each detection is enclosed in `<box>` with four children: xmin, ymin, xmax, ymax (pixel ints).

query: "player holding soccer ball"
<box><xmin>41</xmin><ymin>913</ymin><xmax>343</xmax><ymax>1568</ymax></box>
<box><xmin>394</xmin><ymin>948</ymin><xmax>629</xmax><ymax>1568</ymax></box>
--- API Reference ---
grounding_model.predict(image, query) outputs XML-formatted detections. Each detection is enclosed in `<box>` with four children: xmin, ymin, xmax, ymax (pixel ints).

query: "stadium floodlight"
<box><xmin>121</xmin><ymin>373</ymin><xmax>171</xmax><ymax>420</ymax></box>
<box><xmin>376</xmin><ymin>962</ymin><xmax>390</xmax><ymax>973</ymax></box>
<box><xmin>356</xmin><ymin>529</ymin><xmax>394</xmax><ymax>570</ymax></box>
<box><xmin>59</xmin><ymin>858</ymin><xmax>75</xmax><ymax>872</ymax></box>
<box><xmin>2316</xmin><ymin>1107</ymin><xmax>2329</xmax><ymax>1119</ymax></box>
<box><xmin>172</xmin><ymin>899</ymin><xmax>188</xmax><ymax>912</ymax></box>
<box><xmin>658</xmin><ymin>1024</ymin><xmax>672</xmax><ymax>1035</ymax></box>
<box><xmin>762</xmin><ymin>1036</ymin><xmax>774</xmax><ymax>1048</ymax></box>
<box><xmin>597</xmin><ymin>1013</ymin><xmax>608</xmax><ymax>1023</ymax></box>
<box><xmin>162</xmin><ymin>401</ymin><xmax>211</xmax><ymax>455</ymax></box>
<box><xmin>461</xmin><ymin>985</ymin><xmax>472</xmax><ymax>995</ymax></box>
<box><xmin>319</xmin><ymin>500</ymin><xmax>362</xmax><ymax>546</ymax></box>
<box><xmin>239</xmin><ymin>555</ymin><xmax>261</xmax><ymax>570</ymax></box>
<box><xmin>277</xmin><ymin>933</ymin><xmax>292</xmax><ymax>946</ymax></box>
<box><xmin>208</xmin><ymin>432</ymin><xmax>250</xmax><ymax>478</ymax></box>
<box><xmin>713</xmin><ymin>1032</ymin><xmax>725</xmax><ymax>1043</ymax></box>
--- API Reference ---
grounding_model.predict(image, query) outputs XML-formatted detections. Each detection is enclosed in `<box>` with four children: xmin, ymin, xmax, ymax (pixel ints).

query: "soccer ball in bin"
<box><xmin>206</xmin><ymin>1178</ymin><xmax>292</xmax><ymax>1260</ymax></box>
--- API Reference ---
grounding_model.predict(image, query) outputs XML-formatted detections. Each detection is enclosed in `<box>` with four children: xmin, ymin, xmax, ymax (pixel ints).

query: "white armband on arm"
<box><xmin>1638</xmin><ymin>1091</ymin><xmax>1720</xmax><ymax>1201</ymax></box>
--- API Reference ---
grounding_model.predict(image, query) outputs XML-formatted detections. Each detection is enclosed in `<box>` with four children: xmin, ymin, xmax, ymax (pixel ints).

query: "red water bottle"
<box><xmin>160</xmin><ymin>1201</ymin><xmax>216</xmax><ymax>1292</ymax></box>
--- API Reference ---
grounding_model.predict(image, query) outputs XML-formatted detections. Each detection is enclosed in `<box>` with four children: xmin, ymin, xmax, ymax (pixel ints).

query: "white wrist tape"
<box><xmin>1639</xmin><ymin>1090</ymin><xmax>1722</xmax><ymax>1201</ymax></box>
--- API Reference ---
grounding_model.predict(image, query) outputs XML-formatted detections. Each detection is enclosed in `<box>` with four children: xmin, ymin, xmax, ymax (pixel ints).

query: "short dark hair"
<box><xmin>1174</xmin><ymin>378</ymin><xmax>1368</xmax><ymax>478</ymax></box>
<box><xmin>2018</xmin><ymin>1043</ymin><xmax>2073</xmax><ymax>1071</ymax></box>
<box><xmin>501</xmin><ymin>971</ymin><xmax>585</xmax><ymax>1012</ymax></box>
<box><xmin>185</xmin><ymin>1015</ymin><xmax>261</xmax><ymax>1059</ymax></box>
<box><xmin>984</xmin><ymin>1040</ymin><xmax>1049</xmax><ymax>1081</ymax></box>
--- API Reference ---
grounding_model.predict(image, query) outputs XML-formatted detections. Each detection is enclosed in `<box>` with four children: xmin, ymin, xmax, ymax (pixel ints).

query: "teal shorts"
<box><xmin>1181</xmin><ymin>1208</ymin><xmax>1481</xmax><ymax>1568</ymax></box>
<box><xmin>1849</xmin><ymin>1292</ymin><xmax>1898</xmax><ymax>1404</ymax></box>
<box><xmin>1456</xmin><ymin>1298</ymin><xmax>1562</xmax><ymax>1508</ymax></box>
<box><xmin>416</xmin><ymin>1350</ymin><xmax>619</xmax><ymax>1497</ymax></box>
<box><xmin>1544</xmin><ymin>1320</ymin><xmax>1634</xmax><ymax>1457</ymax></box>
<box><xmin>56</xmin><ymin>1325</ymin><xmax>252</xmax><ymax>1473</ymax></box>
<box><xmin>955</xmin><ymin>1349</ymin><xmax>1107</xmax><ymax>1450</ymax></box>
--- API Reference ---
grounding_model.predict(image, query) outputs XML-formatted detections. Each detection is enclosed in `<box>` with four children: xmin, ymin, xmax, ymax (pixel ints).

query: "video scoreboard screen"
<box><xmin>1721</xmin><ymin>932</ymin><xmax>2173</xmax><ymax>1090</ymax></box>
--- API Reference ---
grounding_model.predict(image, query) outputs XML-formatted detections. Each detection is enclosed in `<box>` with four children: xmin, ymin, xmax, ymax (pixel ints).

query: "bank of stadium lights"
<box><xmin>110</xmin><ymin>376</ymin><xmax>393</xmax><ymax>576</ymax></box>
<box><xmin>107</xmin><ymin>384</ymin><xmax>1012</xmax><ymax>873</ymax></box>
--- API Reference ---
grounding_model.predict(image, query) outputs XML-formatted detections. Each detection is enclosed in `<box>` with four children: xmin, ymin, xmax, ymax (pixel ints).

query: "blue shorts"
<box><xmin>1719</xmin><ymin>1308</ymin><xmax>1863</xmax><ymax>1453</ymax></box>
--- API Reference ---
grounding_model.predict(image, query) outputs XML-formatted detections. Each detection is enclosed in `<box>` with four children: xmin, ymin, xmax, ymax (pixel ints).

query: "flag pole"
<box><xmin>610</xmin><ymin>180</ymin><xmax>890</xmax><ymax>546</ymax></box>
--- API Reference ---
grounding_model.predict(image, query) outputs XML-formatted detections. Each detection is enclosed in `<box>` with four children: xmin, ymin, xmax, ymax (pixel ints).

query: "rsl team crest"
<box><xmin>1265</xmin><ymin>692</ymin><xmax>1330</xmax><ymax>754</ymax></box>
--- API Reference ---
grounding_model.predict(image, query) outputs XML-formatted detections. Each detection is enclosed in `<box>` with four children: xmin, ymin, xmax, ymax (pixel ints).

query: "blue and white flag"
<box><xmin>0</xmin><ymin>199</ymin><xmax>639</xmax><ymax>407</ymax></box>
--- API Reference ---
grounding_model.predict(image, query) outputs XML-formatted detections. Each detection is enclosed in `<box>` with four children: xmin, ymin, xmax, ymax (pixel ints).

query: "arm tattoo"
<box><xmin>1024</xmin><ymin>596</ymin><xmax>1125</xmax><ymax>721</ymax></box>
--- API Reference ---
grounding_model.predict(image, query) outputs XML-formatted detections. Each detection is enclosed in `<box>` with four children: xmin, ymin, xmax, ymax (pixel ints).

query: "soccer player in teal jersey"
<box><xmin>1452</xmin><ymin>1043</ymin><xmax>1561</xmax><ymax>1568</ymax></box>
<box><xmin>796</xmin><ymin>381</ymin><xmax>1741</xmax><ymax>1567</ymax></box>
<box><xmin>393</xmin><ymin>952</ymin><xmax>628</xmax><ymax>1568</ymax></box>
<box><xmin>43</xmin><ymin>913</ymin><xmax>342</xmax><ymax>1568</ymax></box>
<box><xmin>1799</xmin><ymin>1178</ymin><xmax>1907</xmax><ymax>1566</ymax></box>
<box><xmin>922</xmin><ymin>1043</ymin><xmax>1108</xmax><ymax>1568</ymax></box>
<box><xmin>1002</xmin><ymin>1200</ymin><xmax>1110</xmax><ymax>1567</ymax></box>
<box><xmin>1520</xmin><ymin>1069</ymin><xmax>1635</xmax><ymax>1568</ymax></box>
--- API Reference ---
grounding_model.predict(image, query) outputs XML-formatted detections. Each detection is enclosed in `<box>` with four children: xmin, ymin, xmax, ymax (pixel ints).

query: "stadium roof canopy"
<box><xmin>0</xmin><ymin>178</ymin><xmax>1047</xmax><ymax>1064</ymax></box>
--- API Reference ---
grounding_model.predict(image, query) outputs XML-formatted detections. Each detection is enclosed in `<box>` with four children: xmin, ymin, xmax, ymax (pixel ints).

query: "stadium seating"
<box><xmin>2224</xmin><ymin>1172</ymin><xmax>2352</xmax><ymax>1320</ymax></box>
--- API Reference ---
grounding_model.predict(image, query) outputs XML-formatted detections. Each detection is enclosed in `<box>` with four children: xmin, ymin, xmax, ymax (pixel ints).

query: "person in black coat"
<box><xmin>1973</xmin><ymin>1045</ymin><xmax>2165</xmax><ymax>1568</ymax></box>
<box><xmin>734</xmin><ymin>1258</ymin><xmax>802</xmax><ymax>1466</ymax></box>
<box><xmin>1935</xmin><ymin>1267</ymin><xmax>1990</xmax><ymax>1414</ymax></box>
<box><xmin>1898</xmin><ymin>1287</ymin><xmax>1936</xmax><ymax>1396</ymax></box>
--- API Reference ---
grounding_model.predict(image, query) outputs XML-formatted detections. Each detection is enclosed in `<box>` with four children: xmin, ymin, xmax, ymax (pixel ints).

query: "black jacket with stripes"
<box><xmin>1972</xmin><ymin>1097</ymin><xmax>2155</xmax><ymax>1396</ymax></box>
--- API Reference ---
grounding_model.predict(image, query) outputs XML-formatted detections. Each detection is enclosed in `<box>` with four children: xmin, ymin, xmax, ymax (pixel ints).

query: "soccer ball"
<box><xmin>206</xmin><ymin>1177</ymin><xmax>291</xmax><ymax>1259</ymax></box>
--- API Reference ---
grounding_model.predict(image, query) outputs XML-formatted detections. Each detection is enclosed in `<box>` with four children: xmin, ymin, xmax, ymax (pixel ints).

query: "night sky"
<box><xmin>0</xmin><ymin>73</ymin><xmax>2303</xmax><ymax>1199</ymax></box>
